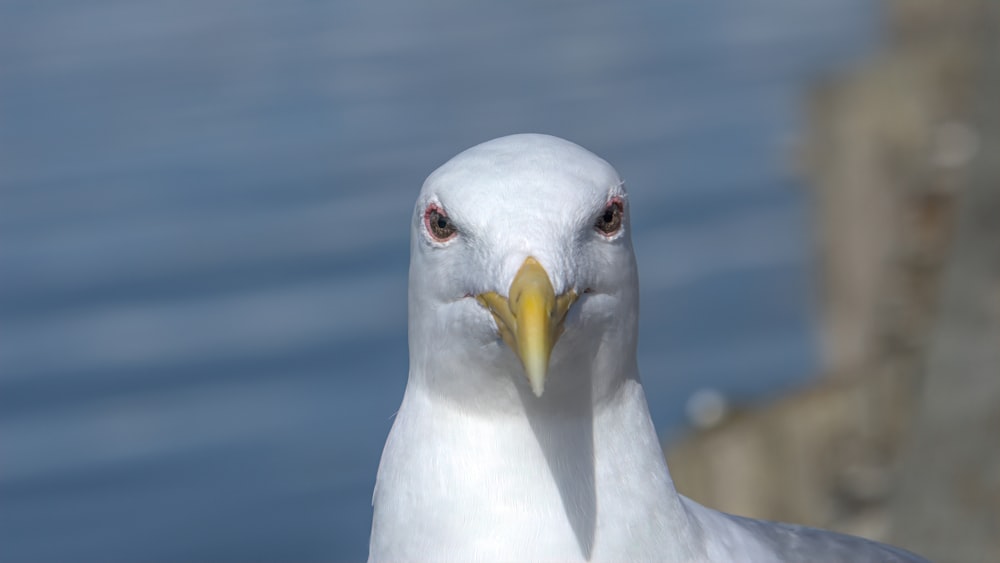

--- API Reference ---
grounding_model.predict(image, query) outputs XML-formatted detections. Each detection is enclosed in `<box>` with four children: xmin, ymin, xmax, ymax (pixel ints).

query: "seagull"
<box><xmin>369</xmin><ymin>134</ymin><xmax>926</xmax><ymax>562</ymax></box>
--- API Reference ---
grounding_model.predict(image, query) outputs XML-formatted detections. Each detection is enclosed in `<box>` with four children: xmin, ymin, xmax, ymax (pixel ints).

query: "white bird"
<box><xmin>369</xmin><ymin>134</ymin><xmax>926</xmax><ymax>562</ymax></box>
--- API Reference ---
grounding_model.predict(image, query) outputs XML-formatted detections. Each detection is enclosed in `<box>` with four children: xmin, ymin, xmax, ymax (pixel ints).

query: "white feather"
<box><xmin>369</xmin><ymin>134</ymin><xmax>925</xmax><ymax>562</ymax></box>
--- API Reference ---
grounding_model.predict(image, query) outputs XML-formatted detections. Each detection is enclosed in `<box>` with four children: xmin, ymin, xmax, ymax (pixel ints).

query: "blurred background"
<box><xmin>1</xmin><ymin>0</ymin><xmax>996</xmax><ymax>561</ymax></box>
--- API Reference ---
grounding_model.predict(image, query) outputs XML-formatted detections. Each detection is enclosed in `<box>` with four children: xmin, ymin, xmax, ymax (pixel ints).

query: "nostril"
<box><xmin>583</xmin><ymin>288</ymin><xmax>594</xmax><ymax>294</ymax></box>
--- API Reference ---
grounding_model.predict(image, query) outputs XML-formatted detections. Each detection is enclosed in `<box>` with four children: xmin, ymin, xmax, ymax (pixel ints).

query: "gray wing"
<box><xmin>726</xmin><ymin>513</ymin><xmax>930</xmax><ymax>563</ymax></box>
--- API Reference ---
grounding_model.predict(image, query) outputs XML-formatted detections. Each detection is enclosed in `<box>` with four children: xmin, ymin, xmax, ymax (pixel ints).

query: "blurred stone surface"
<box><xmin>666</xmin><ymin>0</ymin><xmax>998</xmax><ymax>559</ymax></box>
<box><xmin>888</xmin><ymin>0</ymin><xmax>1000</xmax><ymax>559</ymax></box>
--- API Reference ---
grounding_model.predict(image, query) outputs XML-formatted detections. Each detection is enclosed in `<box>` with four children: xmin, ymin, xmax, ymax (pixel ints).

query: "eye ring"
<box><xmin>424</xmin><ymin>203</ymin><xmax>458</xmax><ymax>242</ymax></box>
<box><xmin>595</xmin><ymin>197</ymin><xmax>624</xmax><ymax>237</ymax></box>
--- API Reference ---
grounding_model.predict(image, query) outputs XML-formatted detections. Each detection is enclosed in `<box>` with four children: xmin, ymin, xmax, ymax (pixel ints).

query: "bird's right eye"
<box><xmin>425</xmin><ymin>204</ymin><xmax>458</xmax><ymax>242</ymax></box>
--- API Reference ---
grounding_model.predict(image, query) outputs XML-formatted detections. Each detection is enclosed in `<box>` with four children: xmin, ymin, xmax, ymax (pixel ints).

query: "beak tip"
<box><xmin>522</xmin><ymin>356</ymin><xmax>548</xmax><ymax>398</ymax></box>
<box><xmin>529</xmin><ymin>378</ymin><xmax>545</xmax><ymax>397</ymax></box>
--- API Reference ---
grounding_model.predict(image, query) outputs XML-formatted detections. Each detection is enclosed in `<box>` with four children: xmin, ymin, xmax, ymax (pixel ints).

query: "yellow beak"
<box><xmin>476</xmin><ymin>257</ymin><xmax>578</xmax><ymax>396</ymax></box>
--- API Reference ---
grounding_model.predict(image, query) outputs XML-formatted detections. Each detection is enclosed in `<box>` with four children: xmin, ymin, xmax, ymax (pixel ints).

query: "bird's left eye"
<box><xmin>595</xmin><ymin>198</ymin><xmax>623</xmax><ymax>236</ymax></box>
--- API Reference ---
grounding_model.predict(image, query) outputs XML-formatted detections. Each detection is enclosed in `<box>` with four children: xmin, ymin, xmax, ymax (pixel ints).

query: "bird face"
<box><xmin>408</xmin><ymin>134</ymin><xmax>639</xmax><ymax>404</ymax></box>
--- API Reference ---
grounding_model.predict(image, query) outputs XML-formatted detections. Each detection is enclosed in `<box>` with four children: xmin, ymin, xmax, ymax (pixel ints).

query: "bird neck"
<box><xmin>371</xmin><ymin>376</ymin><xmax>706</xmax><ymax>561</ymax></box>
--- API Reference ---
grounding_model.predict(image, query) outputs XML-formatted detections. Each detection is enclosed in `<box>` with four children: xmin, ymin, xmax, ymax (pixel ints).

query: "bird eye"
<box><xmin>595</xmin><ymin>198</ymin><xmax>623</xmax><ymax>236</ymax></box>
<box><xmin>424</xmin><ymin>204</ymin><xmax>458</xmax><ymax>242</ymax></box>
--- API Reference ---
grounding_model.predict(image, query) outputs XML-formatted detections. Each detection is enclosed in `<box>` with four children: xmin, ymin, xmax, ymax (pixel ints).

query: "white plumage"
<box><xmin>369</xmin><ymin>134</ymin><xmax>925</xmax><ymax>562</ymax></box>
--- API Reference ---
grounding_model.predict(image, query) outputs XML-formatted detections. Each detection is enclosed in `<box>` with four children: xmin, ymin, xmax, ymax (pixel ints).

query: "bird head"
<box><xmin>407</xmin><ymin>134</ymin><xmax>640</xmax><ymax>410</ymax></box>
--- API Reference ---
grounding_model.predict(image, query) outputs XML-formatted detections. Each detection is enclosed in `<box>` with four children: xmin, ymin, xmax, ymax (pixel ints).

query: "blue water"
<box><xmin>0</xmin><ymin>1</ymin><xmax>876</xmax><ymax>560</ymax></box>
